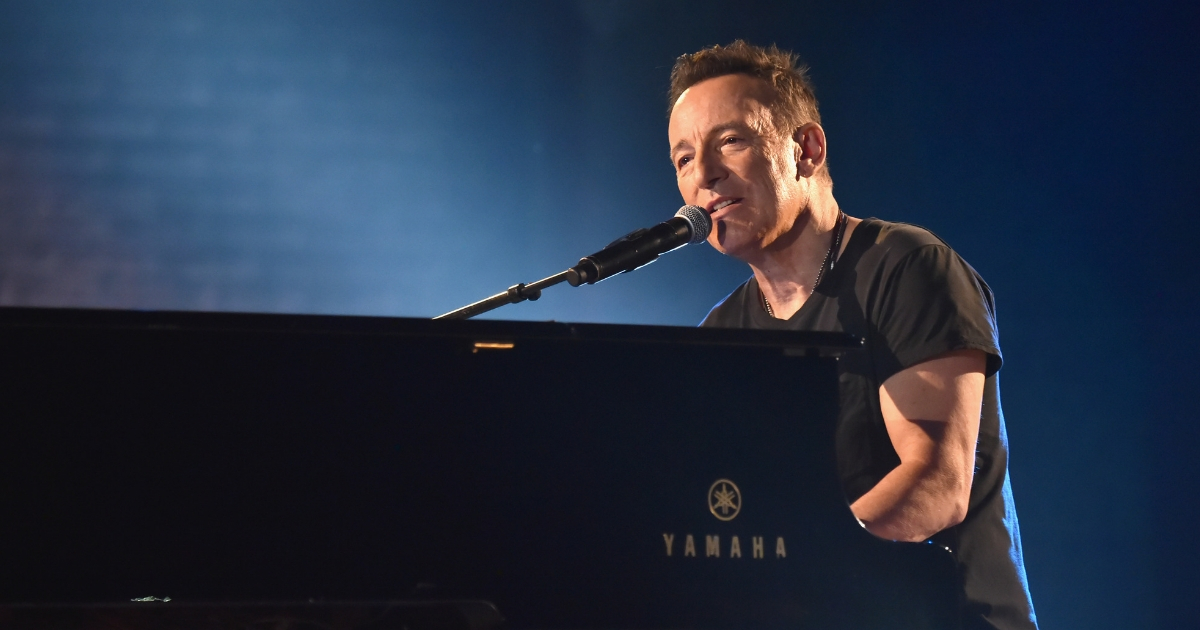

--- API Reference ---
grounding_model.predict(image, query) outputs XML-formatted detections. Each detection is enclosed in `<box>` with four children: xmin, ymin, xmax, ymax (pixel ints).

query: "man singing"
<box><xmin>668</xmin><ymin>41</ymin><xmax>1037</xmax><ymax>630</ymax></box>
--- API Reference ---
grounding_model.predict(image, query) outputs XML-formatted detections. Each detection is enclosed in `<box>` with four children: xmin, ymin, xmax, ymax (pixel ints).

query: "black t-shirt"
<box><xmin>701</xmin><ymin>218</ymin><xmax>1037</xmax><ymax>630</ymax></box>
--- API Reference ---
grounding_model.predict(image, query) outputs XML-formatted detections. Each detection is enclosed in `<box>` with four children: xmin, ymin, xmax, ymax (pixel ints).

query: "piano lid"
<box><xmin>0</xmin><ymin>305</ymin><xmax>861</xmax><ymax>353</ymax></box>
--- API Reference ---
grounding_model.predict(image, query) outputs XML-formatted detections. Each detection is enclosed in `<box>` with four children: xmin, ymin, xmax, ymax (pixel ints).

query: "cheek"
<box><xmin>676</xmin><ymin>177</ymin><xmax>693</xmax><ymax>202</ymax></box>
<box><xmin>761</xmin><ymin>164</ymin><xmax>798</xmax><ymax>207</ymax></box>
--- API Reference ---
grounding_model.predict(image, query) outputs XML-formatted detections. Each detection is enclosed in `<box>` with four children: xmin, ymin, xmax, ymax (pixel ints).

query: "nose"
<box><xmin>692</xmin><ymin>148</ymin><xmax>728</xmax><ymax>190</ymax></box>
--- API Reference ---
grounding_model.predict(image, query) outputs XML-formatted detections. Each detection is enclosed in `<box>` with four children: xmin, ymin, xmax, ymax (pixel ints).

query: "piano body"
<box><xmin>0</xmin><ymin>307</ymin><xmax>959</xmax><ymax>629</ymax></box>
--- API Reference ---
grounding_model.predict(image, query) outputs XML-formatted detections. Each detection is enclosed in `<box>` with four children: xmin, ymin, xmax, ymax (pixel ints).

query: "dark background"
<box><xmin>1</xmin><ymin>0</ymin><xmax>1196</xmax><ymax>627</ymax></box>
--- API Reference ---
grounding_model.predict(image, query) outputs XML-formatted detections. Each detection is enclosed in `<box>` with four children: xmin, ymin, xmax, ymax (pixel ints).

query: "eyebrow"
<box><xmin>669</xmin><ymin>139</ymin><xmax>691</xmax><ymax>161</ymax></box>
<box><xmin>668</xmin><ymin>122</ymin><xmax>749</xmax><ymax>161</ymax></box>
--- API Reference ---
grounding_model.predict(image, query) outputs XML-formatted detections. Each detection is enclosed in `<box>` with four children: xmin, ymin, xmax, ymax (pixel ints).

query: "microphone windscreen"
<box><xmin>675</xmin><ymin>205</ymin><xmax>711</xmax><ymax>244</ymax></box>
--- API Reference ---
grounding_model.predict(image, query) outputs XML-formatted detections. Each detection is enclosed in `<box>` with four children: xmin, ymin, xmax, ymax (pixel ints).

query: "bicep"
<box><xmin>878</xmin><ymin>349</ymin><xmax>986</xmax><ymax>482</ymax></box>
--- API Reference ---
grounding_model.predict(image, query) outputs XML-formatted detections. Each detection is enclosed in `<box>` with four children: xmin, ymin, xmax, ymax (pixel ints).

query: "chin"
<box><xmin>708</xmin><ymin>230</ymin><xmax>758</xmax><ymax>261</ymax></box>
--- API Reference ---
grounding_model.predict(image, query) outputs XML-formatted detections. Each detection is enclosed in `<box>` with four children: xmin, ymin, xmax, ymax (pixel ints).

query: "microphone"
<box><xmin>565</xmin><ymin>205</ymin><xmax>711</xmax><ymax>286</ymax></box>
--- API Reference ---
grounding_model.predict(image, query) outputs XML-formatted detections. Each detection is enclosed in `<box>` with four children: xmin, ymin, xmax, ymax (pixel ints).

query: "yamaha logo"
<box><xmin>661</xmin><ymin>478</ymin><xmax>787</xmax><ymax>560</ymax></box>
<box><xmin>708</xmin><ymin>478</ymin><xmax>741</xmax><ymax>521</ymax></box>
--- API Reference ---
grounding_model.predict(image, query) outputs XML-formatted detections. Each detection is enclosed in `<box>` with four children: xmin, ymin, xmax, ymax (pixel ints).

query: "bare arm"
<box><xmin>850</xmin><ymin>349</ymin><xmax>985</xmax><ymax>542</ymax></box>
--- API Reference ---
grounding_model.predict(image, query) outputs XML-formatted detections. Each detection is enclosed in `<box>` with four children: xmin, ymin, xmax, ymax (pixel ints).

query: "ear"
<box><xmin>792</xmin><ymin>122</ymin><xmax>827</xmax><ymax>180</ymax></box>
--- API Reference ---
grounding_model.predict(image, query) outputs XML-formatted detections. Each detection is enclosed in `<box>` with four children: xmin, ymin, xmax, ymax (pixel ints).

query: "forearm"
<box><xmin>849</xmin><ymin>456</ymin><xmax>970</xmax><ymax>542</ymax></box>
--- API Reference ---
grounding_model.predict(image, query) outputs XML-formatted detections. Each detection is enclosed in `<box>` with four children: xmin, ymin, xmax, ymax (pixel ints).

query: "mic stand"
<box><xmin>434</xmin><ymin>270</ymin><xmax>575</xmax><ymax>320</ymax></box>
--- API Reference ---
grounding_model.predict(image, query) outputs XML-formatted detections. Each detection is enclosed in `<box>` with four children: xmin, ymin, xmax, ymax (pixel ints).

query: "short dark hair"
<box><xmin>668</xmin><ymin>40</ymin><xmax>821</xmax><ymax>137</ymax></box>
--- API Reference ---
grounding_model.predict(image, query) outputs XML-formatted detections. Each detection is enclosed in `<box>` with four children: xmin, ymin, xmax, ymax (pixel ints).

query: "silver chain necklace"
<box><xmin>762</xmin><ymin>210</ymin><xmax>847</xmax><ymax>318</ymax></box>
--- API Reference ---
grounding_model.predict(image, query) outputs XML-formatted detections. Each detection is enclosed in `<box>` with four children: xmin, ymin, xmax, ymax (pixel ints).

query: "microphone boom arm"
<box><xmin>433</xmin><ymin>205</ymin><xmax>709</xmax><ymax>321</ymax></box>
<box><xmin>433</xmin><ymin>269</ymin><xmax>574</xmax><ymax>320</ymax></box>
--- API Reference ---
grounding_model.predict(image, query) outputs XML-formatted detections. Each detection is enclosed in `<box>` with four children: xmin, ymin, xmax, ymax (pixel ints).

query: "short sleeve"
<box><xmin>868</xmin><ymin>244</ymin><xmax>1002</xmax><ymax>383</ymax></box>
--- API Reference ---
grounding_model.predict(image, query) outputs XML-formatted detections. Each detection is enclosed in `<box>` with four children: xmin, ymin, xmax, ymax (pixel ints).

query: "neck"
<box><xmin>749</xmin><ymin>187</ymin><xmax>856</xmax><ymax>319</ymax></box>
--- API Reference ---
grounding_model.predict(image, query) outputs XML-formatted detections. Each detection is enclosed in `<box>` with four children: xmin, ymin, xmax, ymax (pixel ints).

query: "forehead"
<box><xmin>668</xmin><ymin>74</ymin><xmax>776</xmax><ymax>143</ymax></box>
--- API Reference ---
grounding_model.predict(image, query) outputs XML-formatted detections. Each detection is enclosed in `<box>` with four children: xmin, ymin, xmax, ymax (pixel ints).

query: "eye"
<box><xmin>676</xmin><ymin>156</ymin><xmax>692</xmax><ymax>169</ymax></box>
<box><xmin>722</xmin><ymin>136</ymin><xmax>742</xmax><ymax>146</ymax></box>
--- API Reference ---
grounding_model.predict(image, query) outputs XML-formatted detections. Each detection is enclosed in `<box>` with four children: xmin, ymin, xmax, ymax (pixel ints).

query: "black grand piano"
<box><xmin>0</xmin><ymin>307</ymin><xmax>960</xmax><ymax>629</ymax></box>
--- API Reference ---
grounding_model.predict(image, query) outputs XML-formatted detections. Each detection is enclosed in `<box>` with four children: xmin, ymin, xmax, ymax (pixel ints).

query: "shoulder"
<box><xmin>851</xmin><ymin>219</ymin><xmax>988</xmax><ymax>293</ymax></box>
<box><xmin>852</xmin><ymin>219</ymin><xmax>1002</xmax><ymax>376</ymax></box>
<box><xmin>700</xmin><ymin>277</ymin><xmax>756</xmax><ymax>328</ymax></box>
<box><xmin>858</xmin><ymin>218</ymin><xmax>955</xmax><ymax>262</ymax></box>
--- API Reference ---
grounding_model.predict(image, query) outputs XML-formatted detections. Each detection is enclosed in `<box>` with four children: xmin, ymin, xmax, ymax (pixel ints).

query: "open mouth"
<box><xmin>709</xmin><ymin>198</ymin><xmax>742</xmax><ymax>216</ymax></box>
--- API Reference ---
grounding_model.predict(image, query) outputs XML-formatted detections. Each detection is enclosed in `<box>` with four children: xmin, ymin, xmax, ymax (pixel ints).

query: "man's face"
<box><xmin>668</xmin><ymin>74</ymin><xmax>803</xmax><ymax>260</ymax></box>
